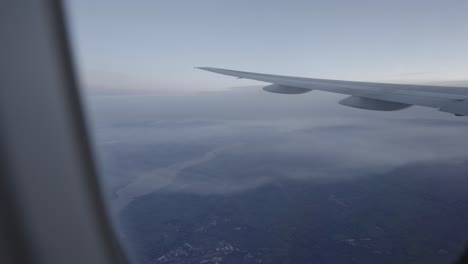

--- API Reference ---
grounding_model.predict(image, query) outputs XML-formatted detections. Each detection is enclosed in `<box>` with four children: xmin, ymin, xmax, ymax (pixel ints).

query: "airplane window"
<box><xmin>65</xmin><ymin>1</ymin><xmax>468</xmax><ymax>263</ymax></box>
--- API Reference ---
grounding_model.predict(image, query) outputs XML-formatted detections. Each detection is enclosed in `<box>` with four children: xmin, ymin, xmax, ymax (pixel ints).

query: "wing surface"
<box><xmin>197</xmin><ymin>67</ymin><xmax>468</xmax><ymax>116</ymax></box>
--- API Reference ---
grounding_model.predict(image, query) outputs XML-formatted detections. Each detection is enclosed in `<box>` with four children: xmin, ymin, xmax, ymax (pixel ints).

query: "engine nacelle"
<box><xmin>263</xmin><ymin>84</ymin><xmax>312</xmax><ymax>94</ymax></box>
<box><xmin>439</xmin><ymin>100</ymin><xmax>468</xmax><ymax>116</ymax></box>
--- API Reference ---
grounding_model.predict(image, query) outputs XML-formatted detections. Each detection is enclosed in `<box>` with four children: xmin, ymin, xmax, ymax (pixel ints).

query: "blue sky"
<box><xmin>66</xmin><ymin>0</ymin><xmax>468</xmax><ymax>93</ymax></box>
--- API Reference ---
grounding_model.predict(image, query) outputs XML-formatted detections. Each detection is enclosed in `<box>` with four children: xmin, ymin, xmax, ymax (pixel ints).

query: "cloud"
<box><xmin>84</xmin><ymin>87</ymin><xmax>468</xmax><ymax>211</ymax></box>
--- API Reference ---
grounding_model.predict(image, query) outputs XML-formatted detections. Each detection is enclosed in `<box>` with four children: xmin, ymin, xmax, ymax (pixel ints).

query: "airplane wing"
<box><xmin>196</xmin><ymin>67</ymin><xmax>468</xmax><ymax>116</ymax></box>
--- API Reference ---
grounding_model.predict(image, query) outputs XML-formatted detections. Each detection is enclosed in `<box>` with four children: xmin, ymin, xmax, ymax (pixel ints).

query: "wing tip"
<box><xmin>194</xmin><ymin>66</ymin><xmax>214</xmax><ymax>71</ymax></box>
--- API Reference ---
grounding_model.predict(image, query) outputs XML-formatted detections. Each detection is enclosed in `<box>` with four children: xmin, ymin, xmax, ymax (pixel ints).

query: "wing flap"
<box><xmin>339</xmin><ymin>96</ymin><xmax>412</xmax><ymax>111</ymax></box>
<box><xmin>263</xmin><ymin>84</ymin><xmax>312</xmax><ymax>94</ymax></box>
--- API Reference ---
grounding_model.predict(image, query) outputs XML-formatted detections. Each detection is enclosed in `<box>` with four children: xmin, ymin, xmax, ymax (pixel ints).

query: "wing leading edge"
<box><xmin>196</xmin><ymin>67</ymin><xmax>468</xmax><ymax>116</ymax></box>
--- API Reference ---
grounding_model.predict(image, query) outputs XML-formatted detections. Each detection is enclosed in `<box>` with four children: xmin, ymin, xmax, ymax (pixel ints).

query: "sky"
<box><xmin>66</xmin><ymin>0</ymin><xmax>468</xmax><ymax>93</ymax></box>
